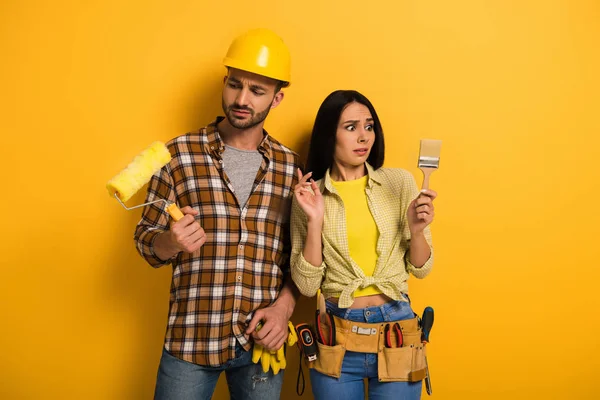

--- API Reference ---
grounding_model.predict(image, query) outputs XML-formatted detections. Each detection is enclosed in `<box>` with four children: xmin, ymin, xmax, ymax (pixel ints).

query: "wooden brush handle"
<box><xmin>166</xmin><ymin>203</ymin><xmax>184</xmax><ymax>221</ymax></box>
<box><xmin>420</xmin><ymin>168</ymin><xmax>432</xmax><ymax>190</ymax></box>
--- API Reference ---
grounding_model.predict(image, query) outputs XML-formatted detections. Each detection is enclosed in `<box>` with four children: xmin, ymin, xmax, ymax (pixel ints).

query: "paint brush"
<box><xmin>417</xmin><ymin>139</ymin><xmax>442</xmax><ymax>190</ymax></box>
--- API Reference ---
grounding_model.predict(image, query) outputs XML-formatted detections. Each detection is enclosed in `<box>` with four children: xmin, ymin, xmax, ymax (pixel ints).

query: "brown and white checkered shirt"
<box><xmin>134</xmin><ymin>118</ymin><xmax>300</xmax><ymax>366</ymax></box>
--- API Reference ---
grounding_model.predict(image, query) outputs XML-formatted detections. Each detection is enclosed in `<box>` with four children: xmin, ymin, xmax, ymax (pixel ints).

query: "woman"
<box><xmin>290</xmin><ymin>90</ymin><xmax>437</xmax><ymax>399</ymax></box>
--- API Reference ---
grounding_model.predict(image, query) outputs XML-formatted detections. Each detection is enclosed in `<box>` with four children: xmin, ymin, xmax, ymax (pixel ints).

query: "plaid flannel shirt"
<box><xmin>134</xmin><ymin>118</ymin><xmax>300</xmax><ymax>366</ymax></box>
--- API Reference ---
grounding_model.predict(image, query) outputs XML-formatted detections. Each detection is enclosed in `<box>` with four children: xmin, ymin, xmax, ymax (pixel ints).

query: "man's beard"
<box><xmin>222</xmin><ymin>99</ymin><xmax>272</xmax><ymax>130</ymax></box>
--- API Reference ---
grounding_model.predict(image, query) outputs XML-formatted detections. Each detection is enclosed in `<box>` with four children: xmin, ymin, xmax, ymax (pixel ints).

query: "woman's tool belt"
<box><xmin>310</xmin><ymin>315</ymin><xmax>427</xmax><ymax>382</ymax></box>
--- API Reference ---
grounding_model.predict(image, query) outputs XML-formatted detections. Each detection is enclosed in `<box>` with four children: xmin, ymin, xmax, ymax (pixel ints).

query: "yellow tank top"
<box><xmin>331</xmin><ymin>175</ymin><xmax>382</xmax><ymax>297</ymax></box>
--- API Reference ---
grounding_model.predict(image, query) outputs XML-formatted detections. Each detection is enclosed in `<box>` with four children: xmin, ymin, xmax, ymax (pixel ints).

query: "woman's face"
<box><xmin>333</xmin><ymin>102</ymin><xmax>375</xmax><ymax>168</ymax></box>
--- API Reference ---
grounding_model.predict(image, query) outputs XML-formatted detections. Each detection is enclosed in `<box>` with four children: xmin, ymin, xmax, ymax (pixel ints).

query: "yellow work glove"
<box><xmin>279</xmin><ymin>321</ymin><xmax>298</xmax><ymax>371</ymax></box>
<box><xmin>286</xmin><ymin>321</ymin><xmax>298</xmax><ymax>346</ymax></box>
<box><xmin>251</xmin><ymin>321</ymin><xmax>297</xmax><ymax>374</ymax></box>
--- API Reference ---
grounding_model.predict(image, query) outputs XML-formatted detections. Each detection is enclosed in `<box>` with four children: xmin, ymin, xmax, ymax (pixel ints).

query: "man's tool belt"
<box><xmin>310</xmin><ymin>315</ymin><xmax>427</xmax><ymax>382</ymax></box>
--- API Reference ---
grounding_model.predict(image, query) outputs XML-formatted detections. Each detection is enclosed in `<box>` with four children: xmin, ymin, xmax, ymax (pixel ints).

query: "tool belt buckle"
<box><xmin>351</xmin><ymin>325</ymin><xmax>377</xmax><ymax>335</ymax></box>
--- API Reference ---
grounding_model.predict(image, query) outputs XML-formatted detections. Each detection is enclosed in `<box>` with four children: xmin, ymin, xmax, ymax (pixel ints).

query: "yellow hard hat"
<box><xmin>223</xmin><ymin>28</ymin><xmax>291</xmax><ymax>87</ymax></box>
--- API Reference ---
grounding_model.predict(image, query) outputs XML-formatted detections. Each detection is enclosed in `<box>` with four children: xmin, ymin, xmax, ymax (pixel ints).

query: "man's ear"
<box><xmin>223</xmin><ymin>75</ymin><xmax>228</xmax><ymax>84</ymax></box>
<box><xmin>271</xmin><ymin>91</ymin><xmax>284</xmax><ymax>109</ymax></box>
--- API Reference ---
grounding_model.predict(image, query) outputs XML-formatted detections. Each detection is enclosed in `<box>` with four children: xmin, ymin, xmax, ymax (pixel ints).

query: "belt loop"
<box><xmin>343</xmin><ymin>307</ymin><xmax>352</xmax><ymax>320</ymax></box>
<box><xmin>379</xmin><ymin>303</ymin><xmax>390</xmax><ymax>322</ymax></box>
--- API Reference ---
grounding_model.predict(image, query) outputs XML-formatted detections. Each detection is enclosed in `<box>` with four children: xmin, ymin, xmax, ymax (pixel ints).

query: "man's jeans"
<box><xmin>154</xmin><ymin>344</ymin><xmax>283</xmax><ymax>400</ymax></box>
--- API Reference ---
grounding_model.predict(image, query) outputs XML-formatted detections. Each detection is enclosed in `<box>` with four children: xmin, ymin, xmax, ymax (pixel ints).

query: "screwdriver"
<box><xmin>421</xmin><ymin>307</ymin><xmax>434</xmax><ymax>396</ymax></box>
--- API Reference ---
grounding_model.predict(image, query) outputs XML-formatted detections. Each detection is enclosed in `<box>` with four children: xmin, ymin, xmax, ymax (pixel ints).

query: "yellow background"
<box><xmin>1</xmin><ymin>0</ymin><xmax>599</xmax><ymax>398</ymax></box>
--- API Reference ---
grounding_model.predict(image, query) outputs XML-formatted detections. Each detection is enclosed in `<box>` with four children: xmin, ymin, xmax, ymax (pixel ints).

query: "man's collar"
<box><xmin>206</xmin><ymin>116</ymin><xmax>271</xmax><ymax>157</ymax></box>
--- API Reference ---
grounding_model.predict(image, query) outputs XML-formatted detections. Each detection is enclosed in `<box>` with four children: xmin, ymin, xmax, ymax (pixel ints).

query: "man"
<box><xmin>134</xmin><ymin>28</ymin><xmax>300</xmax><ymax>399</ymax></box>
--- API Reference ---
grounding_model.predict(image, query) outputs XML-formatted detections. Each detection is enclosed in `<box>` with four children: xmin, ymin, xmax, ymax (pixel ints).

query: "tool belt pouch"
<box><xmin>310</xmin><ymin>315</ymin><xmax>426</xmax><ymax>382</ymax></box>
<box><xmin>306</xmin><ymin>319</ymin><xmax>344</xmax><ymax>378</ymax></box>
<box><xmin>309</xmin><ymin>342</ymin><xmax>346</xmax><ymax>378</ymax></box>
<box><xmin>377</xmin><ymin>317</ymin><xmax>427</xmax><ymax>382</ymax></box>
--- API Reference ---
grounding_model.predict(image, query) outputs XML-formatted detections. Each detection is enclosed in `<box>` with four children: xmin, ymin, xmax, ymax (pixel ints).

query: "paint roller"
<box><xmin>106</xmin><ymin>141</ymin><xmax>184</xmax><ymax>221</ymax></box>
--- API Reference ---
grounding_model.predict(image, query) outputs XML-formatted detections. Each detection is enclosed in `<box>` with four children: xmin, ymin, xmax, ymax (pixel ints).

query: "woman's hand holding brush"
<box><xmin>406</xmin><ymin>190</ymin><xmax>437</xmax><ymax>269</ymax></box>
<box><xmin>407</xmin><ymin>190</ymin><xmax>437</xmax><ymax>236</ymax></box>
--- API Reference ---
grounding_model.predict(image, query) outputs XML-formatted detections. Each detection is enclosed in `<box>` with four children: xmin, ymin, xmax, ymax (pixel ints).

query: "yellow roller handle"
<box><xmin>166</xmin><ymin>203</ymin><xmax>184</xmax><ymax>221</ymax></box>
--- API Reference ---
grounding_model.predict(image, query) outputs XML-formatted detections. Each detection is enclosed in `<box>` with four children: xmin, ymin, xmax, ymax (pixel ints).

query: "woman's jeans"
<box><xmin>310</xmin><ymin>296</ymin><xmax>423</xmax><ymax>400</ymax></box>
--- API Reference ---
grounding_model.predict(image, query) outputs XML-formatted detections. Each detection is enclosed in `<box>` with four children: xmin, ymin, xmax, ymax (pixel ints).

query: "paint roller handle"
<box><xmin>166</xmin><ymin>203</ymin><xmax>184</xmax><ymax>221</ymax></box>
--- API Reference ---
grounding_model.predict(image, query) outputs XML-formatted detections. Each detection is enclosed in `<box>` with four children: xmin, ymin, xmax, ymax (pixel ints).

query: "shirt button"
<box><xmin>210</xmin><ymin>146</ymin><xmax>214</xmax><ymax>150</ymax></box>
<box><xmin>239</xmin><ymin>244</ymin><xmax>244</xmax><ymax>250</ymax></box>
<box><xmin>237</xmin><ymin>276</ymin><xmax>242</xmax><ymax>281</ymax></box>
<box><xmin>218</xmin><ymin>159</ymin><xmax>223</xmax><ymax>164</ymax></box>
<box><xmin>365</xmin><ymin>310</ymin><xmax>371</xmax><ymax>316</ymax></box>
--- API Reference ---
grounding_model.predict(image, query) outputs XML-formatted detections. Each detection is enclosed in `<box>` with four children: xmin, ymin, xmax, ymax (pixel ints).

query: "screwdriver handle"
<box><xmin>421</xmin><ymin>306</ymin><xmax>434</xmax><ymax>343</ymax></box>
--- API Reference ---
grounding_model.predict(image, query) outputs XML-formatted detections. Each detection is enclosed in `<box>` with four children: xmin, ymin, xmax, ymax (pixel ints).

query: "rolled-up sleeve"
<box><xmin>402</xmin><ymin>171</ymin><xmax>434</xmax><ymax>279</ymax></box>
<box><xmin>405</xmin><ymin>226</ymin><xmax>434</xmax><ymax>278</ymax></box>
<box><xmin>290</xmin><ymin>196</ymin><xmax>325</xmax><ymax>297</ymax></box>
<box><xmin>133</xmin><ymin>163</ymin><xmax>177</xmax><ymax>268</ymax></box>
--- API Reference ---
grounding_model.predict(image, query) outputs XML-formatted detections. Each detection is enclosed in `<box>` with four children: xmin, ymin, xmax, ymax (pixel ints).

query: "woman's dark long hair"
<box><xmin>305</xmin><ymin>90</ymin><xmax>385</xmax><ymax>181</ymax></box>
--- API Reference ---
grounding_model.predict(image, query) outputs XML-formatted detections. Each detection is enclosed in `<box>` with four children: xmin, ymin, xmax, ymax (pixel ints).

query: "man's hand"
<box><xmin>168</xmin><ymin>206</ymin><xmax>206</xmax><ymax>253</ymax></box>
<box><xmin>154</xmin><ymin>206</ymin><xmax>206</xmax><ymax>260</ymax></box>
<box><xmin>246</xmin><ymin>303</ymin><xmax>291</xmax><ymax>351</ymax></box>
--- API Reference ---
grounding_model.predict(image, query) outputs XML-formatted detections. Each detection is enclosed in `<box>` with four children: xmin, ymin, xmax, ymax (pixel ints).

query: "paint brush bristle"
<box><xmin>418</xmin><ymin>139</ymin><xmax>442</xmax><ymax>169</ymax></box>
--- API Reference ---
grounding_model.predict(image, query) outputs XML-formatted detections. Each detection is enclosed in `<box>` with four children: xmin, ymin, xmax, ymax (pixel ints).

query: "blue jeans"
<box><xmin>154</xmin><ymin>343</ymin><xmax>283</xmax><ymax>400</ymax></box>
<box><xmin>310</xmin><ymin>296</ymin><xmax>423</xmax><ymax>400</ymax></box>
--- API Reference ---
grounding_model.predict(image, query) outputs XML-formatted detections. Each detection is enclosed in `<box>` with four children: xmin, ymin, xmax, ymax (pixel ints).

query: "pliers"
<box><xmin>384</xmin><ymin>322</ymin><xmax>403</xmax><ymax>348</ymax></box>
<box><xmin>315</xmin><ymin>308</ymin><xmax>336</xmax><ymax>346</ymax></box>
